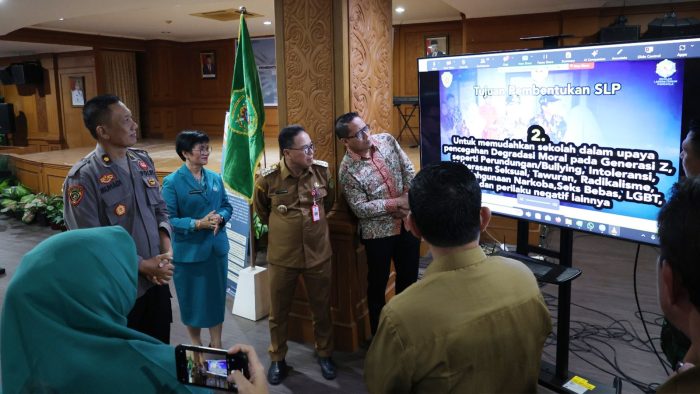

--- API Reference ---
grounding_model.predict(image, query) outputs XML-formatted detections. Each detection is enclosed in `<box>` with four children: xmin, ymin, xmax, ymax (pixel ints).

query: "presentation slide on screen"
<box><xmin>435</xmin><ymin>58</ymin><xmax>683</xmax><ymax>239</ymax></box>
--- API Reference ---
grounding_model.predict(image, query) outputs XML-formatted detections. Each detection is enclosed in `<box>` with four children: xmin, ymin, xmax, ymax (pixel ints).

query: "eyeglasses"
<box><xmin>193</xmin><ymin>146</ymin><xmax>212</xmax><ymax>154</ymax></box>
<box><xmin>347</xmin><ymin>125</ymin><xmax>370</xmax><ymax>140</ymax></box>
<box><xmin>287</xmin><ymin>143</ymin><xmax>314</xmax><ymax>155</ymax></box>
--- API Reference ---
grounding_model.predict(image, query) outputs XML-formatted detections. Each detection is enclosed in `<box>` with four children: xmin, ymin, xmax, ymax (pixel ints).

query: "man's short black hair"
<box><xmin>687</xmin><ymin>119</ymin><xmax>700</xmax><ymax>157</ymax></box>
<box><xmin>279</xmin><ymin>125</ymin><xmax>306</xmax><ymax>154</ymax></box>
<box><xmin>334</xmin><ymin>112</ymin><xmax>360</xmax><ymax>139</ymax></box>
<box><xmin>658</xmin><ymin>177</ymin><xmax>700</xmax><ymax>310</ymax></box>
<box><xmin>175</xmin><ymin>130</ymin><xmax>210</xmax><ymax>161</ymax></box>
<box><xmin>82</xmin><ymin>94</ymin><xmax>121</xmax><ymax>139</ymax></box>
<box><xmin>409</xmin><ymin>161</ymin><xmax>482</xmax><ymax>247</ymax></box>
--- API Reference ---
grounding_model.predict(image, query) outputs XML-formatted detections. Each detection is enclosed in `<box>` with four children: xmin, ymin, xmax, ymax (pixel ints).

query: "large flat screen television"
<box><xmin>418</xmin><ymin>37</ymin><xmax>700</xmax><ymax>245</ymax></box>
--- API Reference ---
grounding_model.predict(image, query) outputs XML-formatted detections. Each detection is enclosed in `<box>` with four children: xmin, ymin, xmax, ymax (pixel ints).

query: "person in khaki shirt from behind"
<box><xmin>253</xmin><ymin>125</ymin><xmax>336</xmax><ymax>386</ymax></box>
<box><xmin>365</xmin><ymin>161</ymin><xmax>551</xmax><ymax>393</ymax></box>
<box><xmin>655</xmin><ymin>177</ymin><xmax>700</xmax><ymax>394</ymax></box>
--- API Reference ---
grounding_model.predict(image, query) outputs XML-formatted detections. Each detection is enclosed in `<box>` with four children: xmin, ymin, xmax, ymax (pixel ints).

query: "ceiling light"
<box><xmin>59</xmin><ymin>17</ymin><xmax>65</xmax><ymax>21</ymax></box>
<box><xmin>263</xmin><ymin>21</ymin><xmax>272</xmax><ymax>25</ymax></box>
<box><xmin>395</xmin><ymin>7</ymin><xmax>405</xmax><ymax>13</ymax></box>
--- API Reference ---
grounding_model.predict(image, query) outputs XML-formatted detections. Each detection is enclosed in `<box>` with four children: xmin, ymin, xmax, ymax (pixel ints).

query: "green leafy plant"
<box><xmin>0</xmin><ymin>198</ymin><xmax>22</xmax><ymax>215</ymax></box>
<box><xmin>0</xmin><ymin>177</ymin><xmax>15</xmax><ymax>191</ymax></box>
<box><xmin>22</xmin><ymin>193</ymin><xmax>54</xmax><ymax>224</ymax></box>
<box><xmin>45</xmin><ymin>195</ymin><xmax>65</xmax><ymax>228</ymax></box>
<box><xmin>0</xmin><ymin>180</ymin><xmax>64</xmax><ymax>228</ymax></box>
<box><xmin>1</xmin><ymin>182</ymin><xmax>30</xmax><ymax>218</ymax></box>
<box><xmin>19</xmin><ymin>193</ymin><xmax>38</xmax><ymax>223</ymax></box>
<box><xmin>2</xmin><ymin>184</ymin><xmax>31</xmax><ymax>200</ymax></box>
<box><xmin>253</xmin><ymin>212</ymin><xmax>268</xmax><ymax>240</ymax></box>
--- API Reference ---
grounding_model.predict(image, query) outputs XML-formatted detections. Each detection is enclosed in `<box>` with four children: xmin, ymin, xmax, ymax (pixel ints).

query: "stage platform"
<box><xmin>5</xmin><ymin>138</ymin><xmax>283</xmax><ymax>196</ymax></box>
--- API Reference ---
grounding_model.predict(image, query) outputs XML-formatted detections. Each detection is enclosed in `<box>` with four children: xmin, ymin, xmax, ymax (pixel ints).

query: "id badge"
<box><xmin>312</xmin><ymin>203</ymin><xmax>320</xmax><ymax>222</ymax></box>
<box><xmin>311</xmin><ymin>186</ymin><xmax>321</xmax><ymax>222</ymax></box>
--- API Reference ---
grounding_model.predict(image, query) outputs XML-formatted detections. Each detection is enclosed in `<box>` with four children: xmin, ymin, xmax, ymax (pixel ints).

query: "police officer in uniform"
<box><xmin>63</xmin><ymin>94</ymin><xmax>175</xmax><ymax>344</ymax></box>
<box><xmin>253</xmin><ymin>125</ymin><xmax>336</xmax><ymax>385</ymax></box>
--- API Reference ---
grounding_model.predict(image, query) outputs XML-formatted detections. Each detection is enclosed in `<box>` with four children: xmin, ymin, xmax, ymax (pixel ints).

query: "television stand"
<box><xmin>514</xmin><ymin>220</ymin><xmax>621</xmax><ymax>394</ymax></box>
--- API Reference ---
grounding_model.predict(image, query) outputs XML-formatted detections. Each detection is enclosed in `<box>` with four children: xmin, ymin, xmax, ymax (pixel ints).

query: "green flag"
<box><xmin>222</xmin><ymin>13</ymin><xmax>265</xmax><ymax>203</ymax></box>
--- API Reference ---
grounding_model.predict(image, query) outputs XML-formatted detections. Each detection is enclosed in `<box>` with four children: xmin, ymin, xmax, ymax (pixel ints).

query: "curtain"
<box><xmin>100</xmin><ymin>51</ymin><xmax>140</xmax><ymax>137</ymax></box>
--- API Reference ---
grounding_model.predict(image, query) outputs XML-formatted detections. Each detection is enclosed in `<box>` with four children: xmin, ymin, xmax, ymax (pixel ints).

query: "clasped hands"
<box><xmin>196</xmin><ymin>210</ymin><xmax>224</xmax><ymax>235</ymax></box>
<box><xmin>140</xmin><ymin>252</ymin><xmax>174</xmax><ymax>285</ymax></box>
<box><xmin>391</xmin><ymin>192</ymin><xmax>410</xmax><ymax>219</ymax></box>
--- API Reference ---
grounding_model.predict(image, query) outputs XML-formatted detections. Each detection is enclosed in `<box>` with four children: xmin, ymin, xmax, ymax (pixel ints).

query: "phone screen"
<box><xmin>175</xmin><ymin>345</ymin><xmax>249</xmax><ymax>392</ymax></box>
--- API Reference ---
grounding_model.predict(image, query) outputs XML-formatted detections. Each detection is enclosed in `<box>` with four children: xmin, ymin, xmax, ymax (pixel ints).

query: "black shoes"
<box><xmin>267</xmin><ymin>360</ymin><xmax>289</xmax><ymax>385</ymax></box>
<box><xmin>318</xmin><ymin>357</ymin><xmax>337</xmax><ymax>380</ymax></box>
<box><xmin>267</xmin><ymin>357</ymin><xmax>336</xmax><ymax>384</ymax></box>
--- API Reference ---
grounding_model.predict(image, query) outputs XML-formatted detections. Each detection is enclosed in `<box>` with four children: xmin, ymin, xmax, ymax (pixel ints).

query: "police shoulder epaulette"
<box><xmin>260</xmin><ymin>164</ymin><xmax>279</xmax><ymax>177</ymax></box>
<box><xmin>313</xmin><ymin>159</ymin><xmax>328</xmax><ymax>168</ymax></box>
<box><xmin>66</xmin><ymin>156</ymin><xmax>91</xmax><ymax>177</ymax></box>
<box><xmin>127</xmin><ymin>147</ymin><xmax>149</xmax><ymax>159</ymax></box>
<box><xmin>129</xmin><ymin>147</ymin><xmax>148</xmax><ymax>154</ymax></box>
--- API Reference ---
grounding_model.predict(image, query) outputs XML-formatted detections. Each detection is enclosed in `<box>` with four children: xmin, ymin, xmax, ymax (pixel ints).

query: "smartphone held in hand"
<box><xmin>175</xmin><ymin>344</ymin><xmax>249</xmax><ymax>392</ymax></box>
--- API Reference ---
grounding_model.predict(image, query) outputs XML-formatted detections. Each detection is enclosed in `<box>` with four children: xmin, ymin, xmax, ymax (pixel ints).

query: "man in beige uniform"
<box><xmin>365</xmin><ymin>161</ymin><xmax>551</xmax><ymax>393</ymax></box>
<box><xmin>253</xmin><ymin>125</ymin><xmax>335</xmax><ymax>385</ymax></box>
<box><xmin>656</xmin><ymin>177</ymin><xmax>700</xmax><ymax>393</ymax></box>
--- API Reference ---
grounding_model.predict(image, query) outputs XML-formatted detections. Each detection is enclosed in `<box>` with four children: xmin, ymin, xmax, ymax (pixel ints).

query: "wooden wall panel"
<box><xmin>0</xmin><ymin>55</ymin><xmax>62</xmax><ymax>148</ymax></box>
<box><xmin>184</xmin><ymin>41</ymin><xmax>235</xmax><ymax>101</ymax></box>
<box><xmin>275</xmin><ymin>0</ymin><xmax>338</xmax><ymax>348</ymax></box>
<box><xmin>463</xmin><ymin>13</ymin><xmax>561</xmax><ymax>50</ymax></box>
<box><xmin>280</xmin><ymin>0</ymin><xmax>335</xmax><ymax>165</ymax></box>
<box><xmin>57</xmin><ymin>53</ymin><xmax>97</xmax><ymax>148</ymax></box>
<box><xmin>44</xmin><ymin>164</ymin><xmax>69</xmax><ymax>196</ymax></box>
<box><xmin>144</xmin><ymin>42</ymin><xmax>177</xmax><ymax>101</ymax></box>
<box><xmin>12</xmin><ymin>159</ymin><xmax>41</xmax><ymax>192</ymax></box>
<box><xmin>392</xmin><ymin>21</ymin><xmax>462</xmax><ymax>137</ymax></box>
<box><xmin>0</xmin><ymin>84</ymin><xmax>37</xmax><ymax>145</ymax></box>
<box><xmin>348</xmin><ymin>0</ymin><xmax>393</xmax><ymax>137</ymax></box>
<box><xmin>139</xmin><ymin>39</ymin><xmax>279</xmax><ymax>140</ymax></box>
<box><xmin>147</xmin><ymin>107</ymin><xmax>177</xmax><ymax>137</ymax></box>
<box><xmin>190</xmin><ymin>108</ymin><xmax>227</xmax><ymax>127</ymax></box>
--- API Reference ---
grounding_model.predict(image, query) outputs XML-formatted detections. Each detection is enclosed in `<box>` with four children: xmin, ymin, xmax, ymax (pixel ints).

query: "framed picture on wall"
<box><xmin>425</xmin><ymin>36</ymin><xmax>448</xmax><ymax>57</ymax></box>
<box><xmin>69</xmin><ymin>76</ymin><xmax>85</xmax><ymax>107</ymax></box>
<box><xmin>200</xmin><ymin>51</ymin><xmax>217</xmax><ymax>79</ymax></box>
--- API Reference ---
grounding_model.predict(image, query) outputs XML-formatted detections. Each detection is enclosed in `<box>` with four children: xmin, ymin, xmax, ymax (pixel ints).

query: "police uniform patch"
<box><xmin>138</xmin><ymin>160</ymin><xmax>149</xmax><ymax>170</ymax></box>
<box><xmin>68</xmin><ymin>185</ymin><xmax>84</xmax><ymax>206</ymax></box>
<box><xmin>102</xmin><ymin>155</ymin><xmax>111</xmax><ymax>163</ymax></box>
<box><xmin>99</xmin><ymin>173</ymin><xmax>115</xmax><ymax>184</ymax></box>
<box><xmin>147</xmin><ymin>177</ymin><xmax>157</xmax><ymax>187</ymax></box>
<box><xmin>114</xmin><ymin>204</ymin><xmax>127</xmax><ymax>216</ymax></box>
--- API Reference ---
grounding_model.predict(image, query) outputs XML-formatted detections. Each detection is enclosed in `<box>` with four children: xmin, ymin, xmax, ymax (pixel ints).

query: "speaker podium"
<box><xmin>232</xmin><ymin>266</ymin><xmax>270</xmax><ymax>321</ymax></box>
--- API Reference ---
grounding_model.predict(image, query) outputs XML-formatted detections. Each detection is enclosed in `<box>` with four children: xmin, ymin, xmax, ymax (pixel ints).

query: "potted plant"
<box><xmin>45</xmin><ymin>195</ymin><xmax>65</xmax><ymax>231</ymax></box>
<box><xmin>19</xmin><ymin>193</ymin><xmax>37</xmax><ymax>224</ymax></box>
<box><xmin>1</xmin><ymin>184</ymin><xmax>31</xmax><ymax>220</ymax></box>
<box><xmin>1</xmin><ymin>198</ymin><xmax>22</xmax><ymax>218</ymax></box>
<box><xmin>23</xmin><ymin>193</ymin><xmax>50</xmax><ymax>225</ymax></box>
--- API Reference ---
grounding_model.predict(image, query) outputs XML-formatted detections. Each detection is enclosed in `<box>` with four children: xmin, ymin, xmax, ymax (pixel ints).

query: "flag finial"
<box><xmin>239</xmin><ymin>6</ymin><xmax>247</xmax><ymax>15</ymax></box>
